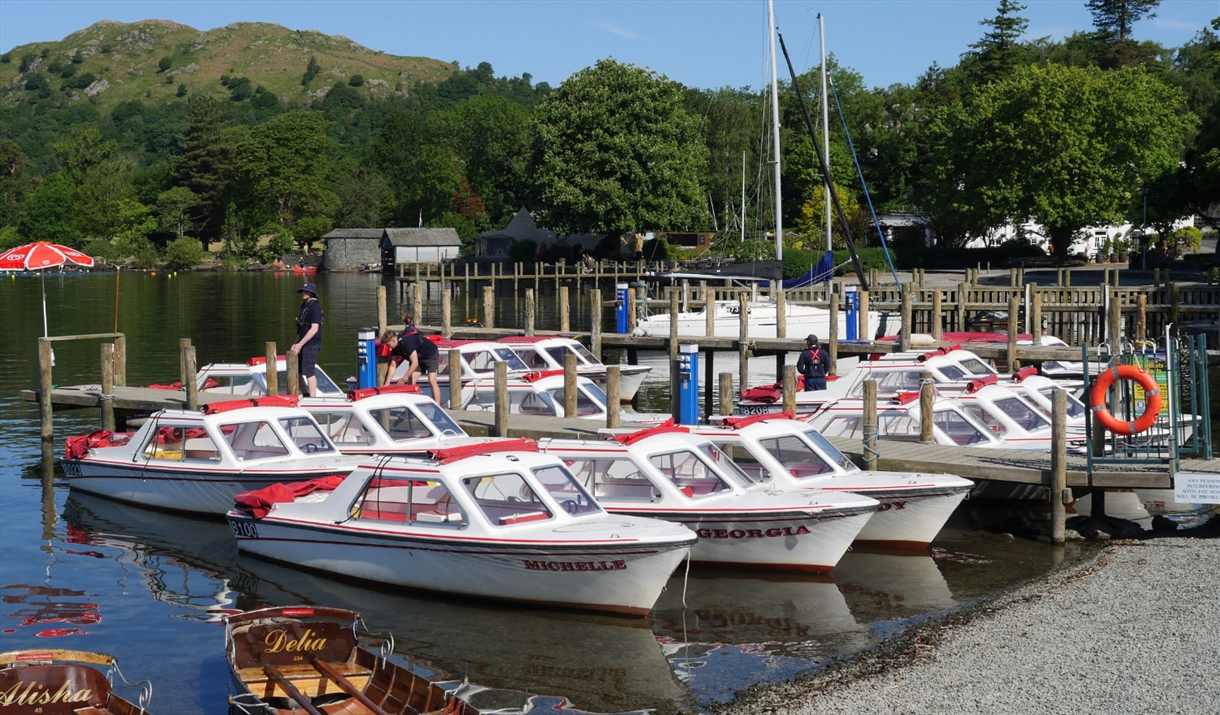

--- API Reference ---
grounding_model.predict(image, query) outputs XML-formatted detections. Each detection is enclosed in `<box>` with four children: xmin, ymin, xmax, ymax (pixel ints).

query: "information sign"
<box><xmin>1172</xmin><ymin>472</ymin><xmax>1220</xmax><ymax>505</ymax></box>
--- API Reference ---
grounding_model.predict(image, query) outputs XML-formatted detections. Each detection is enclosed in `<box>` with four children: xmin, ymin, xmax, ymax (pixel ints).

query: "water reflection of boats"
<box><xmin>831</xmin><ymin>550</ymin><xmax>957</xmax><ymax>626</ymax></box>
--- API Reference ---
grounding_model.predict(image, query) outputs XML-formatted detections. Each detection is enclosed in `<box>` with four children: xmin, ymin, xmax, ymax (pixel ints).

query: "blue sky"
<box><xmin>0</xmin><ymin>1</ymin><xmax>1215</xmax><ymax>90</ymax></box>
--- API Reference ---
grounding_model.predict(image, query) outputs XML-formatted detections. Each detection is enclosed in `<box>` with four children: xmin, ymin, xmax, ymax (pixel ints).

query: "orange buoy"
<box><xmin>1089</xmin><ymin>364</ymin><xmax>1161</xmax><ymax>436</ymax></box>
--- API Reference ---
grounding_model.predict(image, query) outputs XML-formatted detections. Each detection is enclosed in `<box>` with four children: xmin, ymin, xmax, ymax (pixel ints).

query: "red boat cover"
<box><xmin>202</xmin><ymin>395</ymin><xmax>300</xmax><ymax>414</ymax></box>
<box><xmin>64</xmin><ymin>430</ymin><xmax>133</xmax><ymax>460</ymax></box>
<box><xmin>347</xmin><ymin>384</ymin><xmax>420</xmax><ymax>400</ymax></box>
<box><xmin>232</xmin><ymin>475</ymin><xmax>346</xmax><ymax>518</ymax></box>
<box><xmin>719</xmin><ymin>410</ymin><xmax>796</xmax><ymax>429</ymax></box>
<box><xmin>611</xmin><ymin>419</ymin><xmax>690</xmax><ymax>446</ymax></box>
<box><xmin>147</xmin><ymin>377</ymin><xmax>220</xmax><ymax>390</ymax></box>
<box><xmin>739</xmin><ymin>377</ymin><xmax>807</xmax><ymax>403</ymax></box>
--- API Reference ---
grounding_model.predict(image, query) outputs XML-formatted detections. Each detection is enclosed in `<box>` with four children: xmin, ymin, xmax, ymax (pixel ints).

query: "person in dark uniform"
<box><xmin>381</xmin><ymin>328</ymin><xmax>442</xmax><ymax>404</ymax></box>
<box><xmin>796</xmin><ymin>334</ymin><xmax>830</xmax><ymax>391</ymax></box>
<box><xmin>290</xmin><ymin>283</ymin><xmax>322</xmax><ymax>396</ymax></box>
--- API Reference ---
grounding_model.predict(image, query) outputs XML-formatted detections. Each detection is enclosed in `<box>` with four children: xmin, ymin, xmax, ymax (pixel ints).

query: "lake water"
<box><xmin>0</xmin><ymin>270</ymin><xmax>1191</xmax><ymax>714</ymax></box>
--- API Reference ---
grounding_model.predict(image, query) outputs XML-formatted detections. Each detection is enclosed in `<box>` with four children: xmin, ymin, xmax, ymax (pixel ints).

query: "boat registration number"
<box><xmin>735</xmin><ymin>405</ymin><xmax>773</xmax><ymax>416</ymax></box>
<box><xmin>62</xmin><ymin>461</ymin><xmax>82</xmax><ymax>477</ymax></box>
<box><xmin>230</xmin><ymin>520</ymin><xmax>259</xmax><ymax>539</ymax></box>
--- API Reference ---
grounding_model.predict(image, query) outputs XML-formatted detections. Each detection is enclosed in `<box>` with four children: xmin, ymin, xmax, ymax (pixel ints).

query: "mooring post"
<box><xmin>482</xmin><ymin>286</ymin><xmax>495</xmax><ymax>329</ymax></box>
<box><xmin>100</xmin><ymin>343</ymin><xmax>115</xmax><ymax>432</ymax></box>
<box><xmin>919</xmin><ymin>371</ymin><xmax>934</xmax><ymax>443</ymax></box>
<box><xmin>179</xmin><ymin>337</ymin><xmax>192</xmax><ymax>388</ymax></box>
<box><xmin>606</xmin><ymin>366</ymin><xmax>621</xmax><ymax>429</ymax></box>
<box><xmin>524</xmin><ymin>289</ymin><xmax>535</xmax><ymax>336</ymax></box>
<box><xmin>776</xmin><ymin>289</ymin><xmax>787</xmax><ymax>339</ymax></box>
<box><xmin>956</xmin><ymin>282</ymin><xmax>969</xmax><ymax>332</ymax></box>
<box><xmin>858</xmin><ymin>290</ymin><xmax>870</xmax><ymax>342</ymax></box>
<box><xmin>590</xmin><ymin>289</ymin><xmax>603</xmax><ymax>357</ymax></box>
<box><xmin>900</xmin><ymin>288</ymin><xmax>913</xmax><ymax>352</ymax></box>
<box><xmin>413</xmin><ymin>284</ymin><xmax>424</xmax><ymax>327</ymax></box>
<box><xmin>719</xmin><ymin>372</ymin><xmax>734</xmax><ymax>416</ymax></box>
<box><xmin>1108</xmin><ymin>287</ymin><xmax>1122</xmax><ymax>346</ymax></box>
<box><xmin>705</xmin><ymin>287</ymin><xmax>715</xmax><ymax>337</ymax></box>
<box><xmin>669</xmin><ymin>289</ymin><xmax>680</xmax><ymax>361</ymax></box>
<box><xmin>448</xmin><ymin>349</ymin><xmax>463</xmax><ymax>410</ymax></box>
<box><xmin>563</xmin><ymin>353</ymin><xmax>578</xmax><ymax>418</ymax></box>
<box><xmin>39</xmin><ymin>338</ymin><xmax>53</xmax><ymax>443</ymax></box>
<box><xmin>863</xmin><ymin>379</ymin><xmax>878</xmax><ymax>470</ymax></box>
<box><xmin>559</xmin><ymin>286</ymin><xmax>570</xmax><ymax>332</ymax></box>
<box><xmin>1051</xmin><ymin>388</ymin><xmax>1067</xmax><ymax>544</ymax></box>
<box><xmin>828</xmin><ymin>285</ymin><xmax>839</xmax><ymax>375</ymax></box>
<box><xmin>930</xmin><ymin>289</ymin><xmax>942</xmax><ymax>341</ymax></box>
<box><xmin>1031</xmin><ymin>288</ymin><xmax>1042</xmax><ymax>344</ymax></box>
<box><xmin>782</xmin><ymin>365</ymin><xmax>797</xmax><ymax>415</ymax></box>
<box><xmin>377</xmin><ymin>286</ymin><xmax>387</xmax><ymax>336</ymax></box>
<box><xmin>113</xmin><ymin>334</ymin><xmax>127</xmax><ymax>387</ymax></box>
<box><xmin>494</xmin><ymin>361</ymin><xmax>508</xmax><ymax>437</ymax></box>
<box><xmin>1136</xmin><ymin>293</ymin><xmax>1147</xmax><ymax>341</ymax></box>
<box><xmin>626</xmin><ymin>288</ymin><xmax>637</xmax><ymax>336</ymax></box>
<box><xmin>1007</xmin><ymin>295</ymin><xmax>1020</xmax><ymax>371</ymax></box>
<box><xmin>184</xmin><ymin>345</ymin><xmax>199</xmax><ymax>410</ymax></box>
<box><xmin>264</xmin><ymin>342</ymin><xmax>278</xmax><ymax>396</ymax></box>
<box><xmin>441</xmin><ymin>289</ymin><xmax>452</xmax><ymax>336</ymax></box>
<box><xmin>286</xmin><ymin>343</ymin><xmax>300</xmax><ymax>395</ymax></box>
<box><xmin>738</xmin><ymin>291</ymin><xmax>750</xmax><ymax>391</ymax></box>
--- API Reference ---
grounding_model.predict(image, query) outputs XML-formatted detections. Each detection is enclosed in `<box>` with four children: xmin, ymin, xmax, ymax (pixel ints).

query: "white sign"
<box><xmin>1173</xmin><ymin>472</ymin><xmax>1220</xmax><ymax>505</ymax></box>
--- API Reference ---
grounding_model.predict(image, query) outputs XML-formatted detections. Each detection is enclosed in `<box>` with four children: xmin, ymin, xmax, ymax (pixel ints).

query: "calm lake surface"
<box><xmin>0</xmin><ymin>270</ymin><xmax>1205</xmax><ymax>714</ymax></box>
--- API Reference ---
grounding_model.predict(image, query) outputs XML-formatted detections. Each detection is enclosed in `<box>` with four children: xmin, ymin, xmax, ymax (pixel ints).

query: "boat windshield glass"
<box><xmin>955</xmin><ymin>358</ymin><xmax>995</xmax><ymax>377</ymax></box>
<box><xmin>464</xmin><ymin>349</ymin><xmax>529</xmax><ymax>372</ymax></box>
<box><xmin>801</xmin><ymin>429</ymin><xmax>859</xmax><ymax>472</ymax></box>
<box><xmin>545</xmin><ymin>386</ymin><xmax>604</xmax><ymax>417</ymax></box>
<box><xmin>416</xmin><ymin>402</ymin><xmax>465</xmax><ymax>436</ymax></box>
<box><xmin>221</xmin><ymin>420</ymin><xmax>291</xmax><ymax>460</ymax></box>
<box><xmin>519</xmin><ymin>348</ymin><xmax>554</xmax><ymax>370</ymax></box>
<box><xmin>354</xmin><ymin>477</ymin><xmax>465</xmax><ymax>526</ymax></box>
<box><xmin>548</xmin><ymin>343</ymin><xmax>597</xmax><ymax>365</ymax></box>
<box><xmin>561</xmin><ymin>455</ymin><xmax>663</xmax><ymax>502</ymax></box>
<box><xmin>277</xmin><ymin>417</ymin><xmax>336</xmax><ymax>454</ymax></box>
<box><xmin>962</xmin><ymin>403</ymin><xmax>1008</xmax><ymax>435</ymax></box>
<box><xmin>366</xmin><ymin>406</ymin><xmax>435</xmax><ymax>442</ymax></box>
<box><xmin>938</xmin><ymin>365</ymin><xmax>967</xmax><ymax>381</ymax></box>
<box><xmin>1038</xmin><ymin>387</ymin><xmax>1086</xmax><ymax>418</ymax></box>
<box><xmin>858</xmin><ymin>371</ymin><xmax>923</xmax><ymax>396</ymax></box>
<box><xmin>648</xmin><ymin>449</ymin><xmax>734</xmax><ymax>498</ymax></box>
<box><xmin>462</xmin><ymin>472</ymin><xmax>553</xmax><ymax>526</ymax></box>
<box><xmin>267</xmin><ymin>368</ymin><xmax>341</xmax><ymax>396</ymax></box>
<box><xmin>757</xmin><ymin>434</ymin><xmax>834</xmax><ymax>478</ymax></box>
<box><xmin>714</xmin><ymin>440</ymin><xmax>771</xmax><ymax>483</ymax></box>
<box><xmin>531</xmin><ymin>465</ymin><xmax>601</xmax><ymax>516</ymax></box>
<box><xmin>142</xmin><ymin>423</ymin><xmax>221</xmax><ymax>462</ymax></box>
<box><xmin>491</xmin><ymin>348</ymin><xmax>529</xmax><ymax>371</ymax></box>
<box><xmin>994</xmin><ymin>397</ymin><xmax>1049</xmax><ymax>431</ymax></box>
<box><xmin>310</xmin><ymin>410</ymin><xmax>375</xmax><ymax>446</ymax></box>
<box><xmin>695</xmin><ymin>442</ymin><xmax>756</xmax><ymax>486</ymax></box>
<box><xmin>933</xmin><ymin>409</ymin><xmax>992</xmax><ymax>446</ymax></box>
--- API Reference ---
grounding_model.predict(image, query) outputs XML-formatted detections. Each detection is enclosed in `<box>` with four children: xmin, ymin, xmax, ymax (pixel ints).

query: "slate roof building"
<box><xmin>381</xmin><ymin>228</ymin><xmax>463</xmax><ymax>267</ymax></box>
<box><xmin>322</xmin><ymin>228</ymin><xmax>384</xmax><ymax>271</ymax></box>
<box><xmin>474</xmin><ymin>208</ymin><xmax>606</xmax><ymax>260</ymax></box>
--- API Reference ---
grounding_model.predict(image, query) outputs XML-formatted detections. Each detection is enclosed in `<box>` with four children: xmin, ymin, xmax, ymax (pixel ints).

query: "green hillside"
<box><xmin>0</xmin><ymin>19</ymin><xmax>456</xmax><ymax>109</ymax></box>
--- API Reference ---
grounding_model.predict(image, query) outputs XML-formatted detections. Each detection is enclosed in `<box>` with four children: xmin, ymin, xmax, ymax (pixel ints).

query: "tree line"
<box><xmin>0</xmin><ymin>0</ymin><xmax>1216</xmax><ymax>268</ymax></box>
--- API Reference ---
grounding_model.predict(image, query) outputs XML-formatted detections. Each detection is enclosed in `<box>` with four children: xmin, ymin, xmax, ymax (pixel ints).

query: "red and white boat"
<box><xmin>495</xmin><ymin>336</ymin><xmax>651</xmax><ymax>402</ymax></box>
<box><xmin>301</xmin><ymin>385</ymin><xmax>494</xmax><ymax>455</ymax></box>
<box><xmin>689</xmin><ymin>413</ymin><xmax>973</xmax><ymax>549</ymax></box>
<box><xmin>537</xmin><ymin>424</ymin><xmax>880</xmax><ymax>572</ymax></box>
<box><xmin>226</xmin><ymin>440</ymin><xmax>697</xmax><ymax>615</ymax></box>
<box><xmin>808</xmin><ymin>391</ymin><xmax>1006</xmax><ymax>449</ymax></box>
<box><xmin>61</xmin><ymin>397</ymin><xmax>365</xmax><ymax>515</ymax></box>
<box><xmin>461</xmin><ymin>369</ymin><xmax>670</xmax><ymax>423</ymax></box>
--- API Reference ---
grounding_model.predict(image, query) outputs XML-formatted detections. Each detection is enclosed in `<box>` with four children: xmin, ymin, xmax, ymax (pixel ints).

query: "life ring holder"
<box><xmin>1089</xmin><ymin>364</ymin><xmax>1161</xmax><ymax>436</ymax></box>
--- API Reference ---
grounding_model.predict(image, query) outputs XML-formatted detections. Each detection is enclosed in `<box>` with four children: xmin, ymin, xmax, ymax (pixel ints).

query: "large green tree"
<box><xmin>963</xmin><ymin>0</ymin><xmax>1031</xmax><ymax>81</ymax></box>
<box><xmin>1087</xmin><ymin>0</ymin><xmax>1162</xmax><ymax>67</ymax></box>
<box><xmin>234</xmin><ymin>111</ymin><xmax>337</xmax><ymax>232</ymax></box>
<box><xmin>926</xmin><ymin>63</ymin><xmax>1195</xmax><ymax>257</ymax></box>
<box><xmin>173</xmin><ymin>97</ymin><xmax>236</xmax><ymax>242</ymax></box>
<box><xmin>531</xmin><ymin>59</ymin><xmax>708</xmax><ymax>237</ymax></box>
<box><xmin>0</xmin><ymin>140</ymin><xmax>34</xmax><ymax>227</ymax></box>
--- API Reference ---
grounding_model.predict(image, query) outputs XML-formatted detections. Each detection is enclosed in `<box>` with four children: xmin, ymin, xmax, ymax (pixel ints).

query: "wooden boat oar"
<box><xmin>262</xmin><ymin>665</ymin><xmax>325</xmax><ymax>715</ymax></box>
<box><xmin>310</xmin><ymin>658</ymin><xmax>391</xmax><ymax>715</ymax></box>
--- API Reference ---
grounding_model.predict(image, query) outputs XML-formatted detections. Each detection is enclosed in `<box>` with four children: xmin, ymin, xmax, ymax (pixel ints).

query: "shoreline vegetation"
<box><xmin>717</xmin><ymin>518</ymin><xmax>1219</xmax><ymax>715</ymax></box>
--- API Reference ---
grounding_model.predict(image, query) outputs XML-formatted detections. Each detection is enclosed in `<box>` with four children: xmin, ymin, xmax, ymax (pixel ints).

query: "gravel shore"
<box><xmin>717</xmin><ymin>535</ymin><xmax>1219</xmax><ymax>715</ymax></box>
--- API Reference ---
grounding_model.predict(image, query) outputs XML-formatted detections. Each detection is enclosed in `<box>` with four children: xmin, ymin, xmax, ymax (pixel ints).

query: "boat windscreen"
<box><xmin>1038</xmin><ymin>387</ymin><xmax>1086</xmax><ymax>418</ymax></box>
<box><xmin>367</xmin><ymin>406</ymin><xmax>435</xmax><ymax>442</ymax></box>
<box><xmin>531</xmin><ymin>464</ymin><xmax>601</xmax><ymax>515</ymax></box>
<box><xmin>758</xmin><ymin>434</ymin><xmax>834</xmax><ymax>479</ymax></box>
<box><xmin>416</xmin><ymin>401</ymin><xmax>466</xmax><ymax>436</ymax></box>
<box><xmin>994</xmin><ymin>397</ymin><xmax>1050</xmax><ymax>431</ymax></box>
<box><xmin>278</xmin><ymin>416</ymin><xmax>336</xmax><ymax>454</ymax></box>
<box><xmin>648</xmin><ymin>449</ymin><xmax>734</xmax><ymax>498</ymax></box>
<box><xmin>801</xmin><ymin>429</ymin><xmax>859</xmax><ymax>472</ymax></box>
<box><xmin>933</xmin><ymin>409</ymin><xmax>992</xmax><ymax>446</ymax></box>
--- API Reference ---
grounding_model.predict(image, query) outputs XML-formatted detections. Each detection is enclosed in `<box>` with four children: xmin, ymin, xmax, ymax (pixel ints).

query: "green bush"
<box><xmin>81</xmin><ymin>238</ymin><xmax>114</xmax><ymax>262</ymax></box>
<box><xmin>0</xmin><ymin>225</ymin><xmax>23</xmax><ymax>251</ymax></box>
<box><xmin>133</xmin><ymin>247</ymin><xmax>160</xmax><ymax>269</ymax></box>
<box><xmin>1171</xmin><ymin>226</ymin><xmax>1203</xmax><ymax>256</ymax></box>
<box><xmin>164</xmin><ymin>237</ymin><xmax>204</xmax><ymax>269</ymax></box>
<box><xmin>348</xmin><ymin>74</ymin><xmax>364</xmax><ymax>87</ymax></box>
<box><xmin>262</xmin><ymin>228</ymin><xmax>295</xmax><ymax>263</ymax></box>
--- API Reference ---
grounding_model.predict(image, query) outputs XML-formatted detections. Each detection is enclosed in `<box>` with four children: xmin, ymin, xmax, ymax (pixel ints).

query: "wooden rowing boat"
<box><xmin>225</xmin><ymin>606</ymin><xmax>476</xmax><ymax>715</ymax></box>
<box><xmin>0</xmin><ymin>649</ymin><xmax>152</xmax><ymax>715</ymax></box>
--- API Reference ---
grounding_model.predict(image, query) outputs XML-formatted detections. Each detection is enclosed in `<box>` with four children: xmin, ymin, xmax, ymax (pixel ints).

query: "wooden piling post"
<box><xmin>442</xmin><ymin>289</ymin><xmax>452</xmax><ymax>336</ymax></box>
<box><xmin>494</xmin><ymin>361</ymin><xmax>508</xmax><ymax>437</ymax></box>
<box><xmin>605</xmin><ymin>366</ymin><xmax>621</xmax><ymax>429</ymax></box>
<box><xmin>782</xmin><ymin>365</ymin><xmax>797</xmax><ymax>415</ymax></box>
<box><xmin>377</xmin><ymin>286</ymin><xmax>387</xmax><ymax>336</ymax></box>
<box><xmin>113</xmin><ymin>334</ymin><xmax>127</xmax><ymax>387</ymax></box>
<box><xmin>39</xmin><ymin>338</ymin><xmax>53</xmax><ymax>443</ymax></box>
<box><xmin>669</xmin><ymin>290</ymin><xmax>680</xmax><ymax>361</ymax></box>
<box><xmin>919</xmin><ymin>370</ymin><xmax>934</xmax><ymax>443</ymax></box>
<box><xmin>1031</xmin><ymin>288</ymin><xmax>1042</xmax><ymax>344</ymax></box>
<box><xmin>1064</xmin><ymin>268</ymin><xmax>1072</xmax><ymax>288</ymax></box>
<box><xmin>719</xmin><ymin>372</ymin><xmax>734</xmax><ymax>416</ymax></box>
<box><xmin>899</xmin><ymin>288</ymin><xmax>912</xmax><ymax>351</ymax></box>
<box><xmin>563</xmin><ymin>353</ymin><xmax>578</xmax><ymax>418</ymax></box>
<box><xmin>413</xmin><ymin>284</ymin><xmax>423</xmax><ymax>327</ymax></box>
<box><xmin>184</xmin><ymin>345</ymin><xmax>199</xmax><ymax>410</ymax></box>
<box><xmin>285</xmin><ymin>341</ymin><xmax>300</xmax><ymax>395</ymax></box>
<box><xmin>776</xmin><ymin>289</ymin><xmax>787</xmax><ymax>339</ymax></box>
<box><xmin>265</xmin><ymin>342</ymin><xmax>278</xmax><ymax>396</ymax></box>
<box><xmin>1007</xmin><ymin>296</ymin><xmax>1020</xmax><ymax>370</ymax></box>
<box><xmin>448</xmin><ymin>349</ymin><xmax>463</xmax><ymax>410</ymax></box>
<box><xmin>1051</xmin><ymin>388</ymin><xmax>1067</xmax><ymax>545</ymax></box>
<box><xmin>179</xmin><ymin>337</ymin><xmax>192</xmax><ymax>388</ymax></box>
<box><xmin>626</xmin><ymin>288</ymin><xmax>637</xmax><ymax>335</ymax></box>
<box><xmin>1108</xmin><ymin>287</ymin><xmax>1122</xmax><ymax>345</ymax></box>
<box><xmin>738</xmin><ymin>291</ymin><xmax>750</xmax><ymax>390</ymax></box>
<box><xmin>1136</xmin><ymin>293</ymin><xmax>1147</xmax><ymax>341</ymax></box>
<box><xmin>482</xmin><ymin>286</ymin><xmax>495</xmax><ymax>329</ymax></box>
<box><xmin>956</xmin><ymin>282</ymin><xmax>968</xmax><ymax>332</ymax></box>
<box><xmin>524</xmin><ymin>289</ymin><xmax>535</xmax><ymax>335</ymax></box>
<box><xmin>100</xmin><ymin>343</ymin><xmax>115</xmax><ymax>432</ymax></box>
<box><xmin>931</xmin><ymin>290</ymin><xmax>943</xmax><ymax>341</ymax></box>
<box><xmin>858</xmin><ymin>290</ymin><xmax>870</xmax><ymax>341</ymax></box>
<box><xmin>863</xmin><ymin>379</ymin><xmax>878</xmax><ymax>471</ymax></box>
<box><xmin>590</xmin><ymin>288</ymin><xmax>602</xmax><ymax>356</ymax></box>
<box><xmin>828</xmin><ymin>286</ymin><xmax>839</xmax><ymax>375</ymax></box>
<box><xmin>559</xmin><ymin>286</ymin><xmax>570</xmax><ymax>332</ymax></box>
<box><xmin>705</xmin><ymin>287</ymin><xmax>715</xmax><ymax>337</ymax></box>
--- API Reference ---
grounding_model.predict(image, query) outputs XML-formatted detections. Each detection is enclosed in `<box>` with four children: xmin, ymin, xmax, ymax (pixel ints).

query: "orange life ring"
<box><xmin>1089</xmin><ymin>365</ymin><xmax>1161</xmax><ymax>436</ymax></box>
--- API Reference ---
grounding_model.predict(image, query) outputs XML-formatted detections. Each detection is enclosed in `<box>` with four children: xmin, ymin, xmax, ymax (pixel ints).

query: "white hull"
<box><xmin>609</xmin><ymin>506</ymin><xmax>873</xmax><ymax>572</ymax></box>
<box><xmin>634</xmin><ymin>303</ymin><xmax>883</xmax><ymax>340</ymax></box>
<box><xmin>817</xmin><ymin>477</ymin><xmax>970</xmax><ymax>548</ymax></box>
<box><xmin>229</xmin><ymin>516</ymin><xmax>691</xmax><ymax>615</ymax></box>
<box><xmin>589</xmin><ymin>366</ymin><xmax>649</xmax><ymax>401</ymax></box>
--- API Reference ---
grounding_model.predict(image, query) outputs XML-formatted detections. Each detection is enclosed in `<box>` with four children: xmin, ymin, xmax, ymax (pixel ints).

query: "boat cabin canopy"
<box><xmin>132</xmin><ymin>405</ymin><xmax>339</xmax><ymax>465</ymax></box>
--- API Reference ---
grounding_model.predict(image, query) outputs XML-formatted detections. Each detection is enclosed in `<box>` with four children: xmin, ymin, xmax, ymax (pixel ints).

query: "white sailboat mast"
<box><xmin>820</xmin><ymin>14</ymin><xmax>831</xmax><ymax>254</ymax></box>
<box><xmin>768</xmin><ymin>0</ymin><xmax>783</xmax><ymax>261</ymax></box>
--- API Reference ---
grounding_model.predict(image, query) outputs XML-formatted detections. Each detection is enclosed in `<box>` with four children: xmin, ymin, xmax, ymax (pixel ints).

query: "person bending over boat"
<box><xmin>290</xmin><ymin>282</ymin><xmax>323</xmax><ymax>397</ymax></box>
<box><xmin>382</xmin><ymin>327</ymin><xmax>442</xmax><ymax>404</ymax></box>
<box><xmin>797</xmin><ymin>334</ymin><xmax>830</xmax><ymax>391</ymax></box>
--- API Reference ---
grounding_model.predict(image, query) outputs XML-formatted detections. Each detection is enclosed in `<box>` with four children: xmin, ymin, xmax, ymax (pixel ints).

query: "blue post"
<box><xmin>357</xmin><ymin>328</ymin><xmax>378</xmax><ymax>389</ymax></box>
<box><xmin>845</xmin><ymin>289</ymin><xmax>859</xmax><ymax>341</ymax></box>
<box><xmin>677</xmin><ymin>343</ymin><xmax>700</xmax><ymax>425</ymax></box>
<box><xmin>616</xmin><ymin>282</ymin><xmax>629</xmax><ymax>333</ymax></box>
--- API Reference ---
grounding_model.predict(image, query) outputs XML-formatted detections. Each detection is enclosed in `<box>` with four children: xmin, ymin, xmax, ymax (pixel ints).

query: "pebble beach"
<box><xmin>719</xmin><ymin>533</ymin><xmax>1219</xmax><ymax>715</ymax></box>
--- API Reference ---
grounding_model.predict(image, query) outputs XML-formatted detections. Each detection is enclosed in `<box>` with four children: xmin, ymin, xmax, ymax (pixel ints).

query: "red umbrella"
<box><xmin>0</xmin><ymin>241</ymin><xmax>96</xmax><ymax>338</ymax></box>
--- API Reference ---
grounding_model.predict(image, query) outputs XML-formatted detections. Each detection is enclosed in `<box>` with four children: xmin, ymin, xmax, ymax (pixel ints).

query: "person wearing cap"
<box><xmin>796</xmin><ymin>334</ymin><xmax>830</xmax><ymax>391</ymax></box>
<box><xmin>290</xmin><ymin>282</ymin><xmax>323</xmax><ymax>396</ymax></box>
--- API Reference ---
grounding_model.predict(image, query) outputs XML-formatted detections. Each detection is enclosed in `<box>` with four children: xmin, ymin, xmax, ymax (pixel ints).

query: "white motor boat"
<box><xmin>226</xmin><ymin>439</ymin><xmax>697</xmax><ymax>615</ymax></box>
<box><xmin>462</xmin><ymin>370</ymin><xmax>670</xmax><ymax>423</ymax></box>
<box><xmin>809</xmin><ymin>392</ymin><xmax>1007</xmax><ymax>449</ymax></box>
<box><xmin>631</xmin><ymin>298</ymin><xmax>883</xmax><ymax>340</ymax></box>
<box><xmin>537</xmin><ymin>425</ymin><xmax>880</xmax><ymax>572</ymax></box>
<box><xmin>182</xmin><ymin>356</ymin><xmax>347</xmax><ymax>397</ymax></box>
<box><xmin>496</xmin><ymin>335</ymin><xmax>651</xmax><ymax>402</ymax></box>
<box><xmin>301</xmin><ymin>386</ymin><xmax>493</xmax><ymax>455</ymax></box>
<box><xmin>690</xmin><ymin>414</ymin><xmax>973</xmax><ymax>549</ymax></box>
<box><xmin>61</xmin><ymin>397</ymin><xmax>365</xmax><ymax>515</ymax></box>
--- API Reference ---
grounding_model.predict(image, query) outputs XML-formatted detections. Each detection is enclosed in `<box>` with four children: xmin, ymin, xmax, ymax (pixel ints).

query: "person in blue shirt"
<box><xmin>796</xmin><ymin>334</ymin><xmax>830</xmax><ymax>391</ymax></box>
<box><xmin>290</xmin><ymin>283</ymin><xmax>322</xmax><ymax>396</ymax></box>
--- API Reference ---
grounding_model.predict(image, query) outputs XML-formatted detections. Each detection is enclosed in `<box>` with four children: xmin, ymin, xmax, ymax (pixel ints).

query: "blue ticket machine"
<box><xmin>677</xmin><ymin>343</ymin><xmax>699</xmax><ymax>425</ymax></box>
<box><xmin>357</xmin><ymin>328</ymin><xmax>378</xmax><ymax>389</ymax></box>
<box><xmin>844</xmin><ymin>289</ymin><xmax>859</xmax><ymax>341</ymax></box>
<box><xmin>616</xmin><ymin>283</ymin><xmax>629</xmax><ymax>333</ymax></box>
